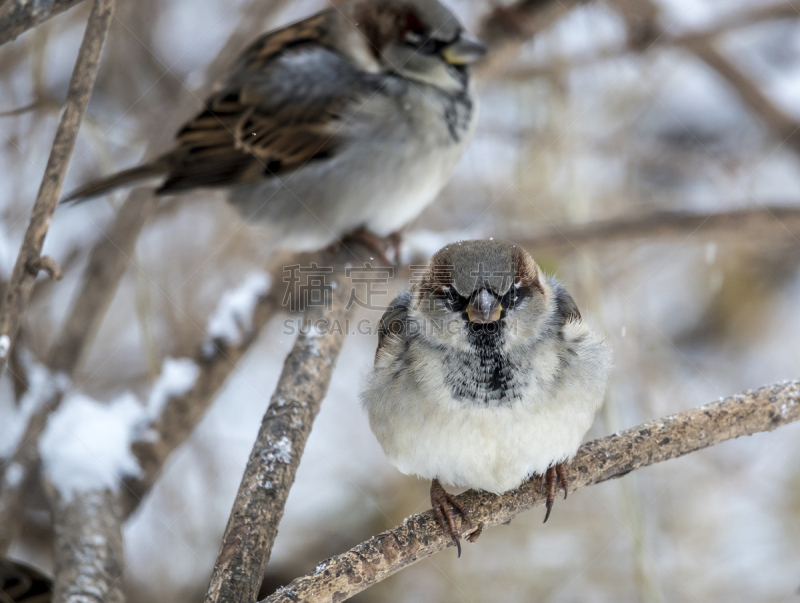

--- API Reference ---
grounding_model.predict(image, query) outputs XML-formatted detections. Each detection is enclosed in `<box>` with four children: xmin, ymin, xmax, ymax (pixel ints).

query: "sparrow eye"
<box><xmin>438</xmin><ymin>286</ymin><xmax>468</xmax><ymax>313</ymax></box>
<box><xmin>403</xmin><ymin>31</ymin><xmax>445</xmax><ymax>55</ymax></box>
<box><xmin>404</xmin><ymin>30</ymin><xmax>426</xmax><ymax>46</ymax></box>
<box><xmin>500</xmin><ymin>285</ymin><xmax>523</xmax><ymax>311</ymax></box>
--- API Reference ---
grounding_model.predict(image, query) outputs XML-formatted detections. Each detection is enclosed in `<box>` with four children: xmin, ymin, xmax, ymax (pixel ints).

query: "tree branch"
<box><xmin>515</xmin><ymin>204</ymin><xmax>800</xmax><ymax>255</ymax></box>
<box><xmin>623</xmin><ymin>0</ymin><xmax>800</xmax><ymax>158</ymax></box>
<box><xmin>502</xmin><ymin>3</ymin><xmax>798</xmax><ymax>80</ymax></box>
<box><xmin>683</xmin><ymin>37</ymin><xmax>800</xmax><ymax>156</ymax></box>
<box><xmin>48</xmin><ymin>489</ymin><xmax>125</xmax><ymax>603</ymax></box>
<box><xmin>204</xmin><ymin>243</ymin><xmax>379</xmax><ymax>603</ymax></box>
<box><xmin>0</xmin><ymin>0</ymin><xmax>115</xmax><ymax>372</ymax></box>
<box><xmin>0</xmin><ymin>0</ymin><xmax>87</xmax><ymax>46</ymax></box>
<box><xmin>259</xmin><ymin>379</ymin><xmax>800</xmax><ymax>603</ymax></box>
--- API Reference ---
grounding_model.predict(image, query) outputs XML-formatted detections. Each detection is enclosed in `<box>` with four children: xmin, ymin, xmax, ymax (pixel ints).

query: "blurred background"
<box><xmin>2</xmin><ymin>0</ymin><xmax>800</xmax><ymax>601</ymax></box>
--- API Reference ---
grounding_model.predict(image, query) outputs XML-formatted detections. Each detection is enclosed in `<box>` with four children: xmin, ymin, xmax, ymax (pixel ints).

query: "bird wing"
<box><xmin>551</xmin><ymin>280</ymin><xmax>582</xmax><ymax>326</ymax></box>
<box><xmin>158</xmin><ymin>12</ymin><xmax>378</xmax><ymax>193</ymax></box>
<box><xmin>375</xmin><ymin>290</ymin><xmax>414</xmax><ymax>366</ymax></box>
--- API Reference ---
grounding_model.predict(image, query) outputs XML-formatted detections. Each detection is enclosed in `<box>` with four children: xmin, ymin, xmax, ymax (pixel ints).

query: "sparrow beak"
<box><xmin>442</xmin><ymin>32</ymin><xmax>487</xmax><ymax>66</ymax></box>
<box><xmin>467</xmin><ymin>289</ymin><xmax>502</xmax><ymax>324</ymax></box>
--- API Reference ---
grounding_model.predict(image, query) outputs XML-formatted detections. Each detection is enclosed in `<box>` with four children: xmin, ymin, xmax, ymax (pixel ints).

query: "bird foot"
<box><xmin>430</xmin><ymin>479</ymin><xmax>478</xmax><ymax>557</ymax></box>
<box><xmin>338</xmin><ymin>228</ymin><xmax>402</xmax><ymax>265</ymax></box>
<box><xmin>542</xmin><ymin>463</ymin><xmax>569</xmax><ymax>523</ymax></box>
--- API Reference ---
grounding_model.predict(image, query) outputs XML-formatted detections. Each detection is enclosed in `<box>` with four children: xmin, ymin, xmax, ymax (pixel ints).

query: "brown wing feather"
<box><xmin>157</xmin><ymin>12</ymin><xmax>342</xmax><ymax>194</ymax></box>
<box><xmin>158</xmin><ymin>88</ymin><xmax>341</xmax><ymax>192</ymax></box>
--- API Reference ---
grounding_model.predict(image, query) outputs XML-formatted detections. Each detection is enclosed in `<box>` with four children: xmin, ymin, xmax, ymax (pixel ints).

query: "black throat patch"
<box><xmin>442</xmin><ymin>322</ymin><xmax>527</xmax><ymax>405</ymax></box>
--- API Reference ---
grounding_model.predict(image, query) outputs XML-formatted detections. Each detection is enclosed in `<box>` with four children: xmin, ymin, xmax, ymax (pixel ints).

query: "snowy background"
<box><xmin>2</xmin><ymin>0</ymin><xmax>800</xmax><ymax>601</ymax></box>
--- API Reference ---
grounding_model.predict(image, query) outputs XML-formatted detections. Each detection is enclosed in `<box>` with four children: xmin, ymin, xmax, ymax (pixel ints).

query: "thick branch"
<box><xmin>260</xmin><ymin>379</ymin><xmax>800</xmax><ymax>603</ymax></box>
<box><xmin>204</xmin><ymin>243</ymin><xmax>377</xmax><ymax>603</ymax></box>
<box><xmin>49</xmin><ymin>490</ymin><xmax>125</xmax><ymax>603</ymax></box>
<box><xmin>0</xmin><ymin>0</ymin><xmax>115</xmax><ymax>372</ymax></box>
<box><xmin>0</xmin><ymin>0</ymin><xmax>87</xmax><ymax>46</ymax></box>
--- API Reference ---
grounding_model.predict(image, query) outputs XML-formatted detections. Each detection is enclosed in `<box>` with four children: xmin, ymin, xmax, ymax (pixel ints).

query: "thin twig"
<box><xmin>625</xmin><ymin>0</ymin><xmax>800</xmax><ymax>158</ymax></box>
<box><xmin>683</xmin><ymin>38</ymin><xmax>800</xmax><ymax>155</ymax></box>
<box><xmin>0</xmin><ymin>0</ymin><xmax>87</xmax><ymax>46</ymax></box>
<box><xmin>0</xmin><ymin>0</ymin><xmax>115</xmax><ymax>372</ymax></box>
<box><xmin>502</xmin><ymin>3</ymin><xmax>798</xmax><ymax>80</ymax></box>
<box><xmin>259</xmin><ymin>379</ymin><xmax>800</xmax><ymax>603</ymax></box>
<box><xmin>203</xmin><ymin>242</ymin><xmax>379</xmax><ymax>603</ymax></box>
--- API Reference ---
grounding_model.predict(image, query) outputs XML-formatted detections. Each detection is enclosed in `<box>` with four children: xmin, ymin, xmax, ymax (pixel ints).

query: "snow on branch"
<box><xmin>0</xmin><ymin>351</ymin><xmax>69</xmax><ymax>551</ymax></box>
<box><xmin>40</xmin><ymin>392</ymin><xmax>144</xmax><ymax>502</ymax></box>
<box><xmin>260</xmin><ymin>380</ymin><xmax>800</xmax><ymax>603</ymax></box>
<box><xmin>37</xmin><ymin>356</ymin><xmax>197</xmax><ymax>502</ymax></box>
<box><xmin>40</xmin><ymin>355</ymin><xmax>197</xmax><ymax>603</ymax></box>
<box><xmin>203</xmin><ymin>272</ymin><xmax>272</xmax><ymax>353</ymax></box>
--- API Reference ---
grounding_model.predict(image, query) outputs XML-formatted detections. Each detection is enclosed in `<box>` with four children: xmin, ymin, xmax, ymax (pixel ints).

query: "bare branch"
<box><xmin>622</xmin><ymin>0</ymin><xmax>800</xmax><ymax>158</ymax></box>
<box><xmin>503</xmin><ymin>3</ymin><xmax>798</xmax><ymax>80</ymax></box>
<box><xmin>0</xmin><ymin>0</ymin><xmax>87</xmax><ymax>46</ymax></box>
<box><xmin>204</xmin><ymin>243</ymin><xmax>378</xmax><ymax>603</ymax></box>
<box><xmin>683</xmin><ymin>38</ymin><xmax>800</xmax><ymax>155</ymax></box>
<box><xmin>0</xmin><ymin>0</ymin><xmax>115</xmax><ymax>372</ymax></box>
<box><xmin>515</xmin><ymin>205</ymin><xmax>800</xmax><ymax>255</ymax></box>
<box><xmin>260</xmin><ymin>380</ymin><xmax>800</xmax><ymax>603</ymax></box>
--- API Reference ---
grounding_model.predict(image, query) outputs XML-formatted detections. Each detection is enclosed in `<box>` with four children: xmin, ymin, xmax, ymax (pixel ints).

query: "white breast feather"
<box><xmin>362</xmin><ymin>318</ymin><xmax>611</xmax><ymax>495</ymax></box>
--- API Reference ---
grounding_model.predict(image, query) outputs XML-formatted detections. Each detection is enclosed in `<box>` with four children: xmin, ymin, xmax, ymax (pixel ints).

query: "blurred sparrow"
<box><xmin>0</xmin><ymin>557</ymin><xmax>52</xmax><ymax>602</ymax></box>
<box><xmin>361</xmin><ymin>239</ymin><xmax>612</xmax><ymax>555</ymax></box>
<box><xmin>65</xmin><ymin>0</ymin><xmax>485</xmax><ymax>253</ymax></box>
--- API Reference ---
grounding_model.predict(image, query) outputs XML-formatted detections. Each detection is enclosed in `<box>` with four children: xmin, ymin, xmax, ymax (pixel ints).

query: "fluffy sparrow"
<box><xmin>361</xmin><ymin>239</ymin><xmax>612</xmax><ymax>555</ymax></box>
<box><xmin>0</xmin><ymin>557</ymin><xmax>51</xmax><ymax>602</ymax></box>
<box><xmin>65</xmin><ymin>0</ymin><xmax>485</xmax><ymax>253</ymax></box>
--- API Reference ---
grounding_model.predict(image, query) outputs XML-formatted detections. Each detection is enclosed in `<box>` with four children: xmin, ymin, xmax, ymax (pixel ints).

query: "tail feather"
<box><xmin>62</xmin><ymin>162</ymin><xmax>169</xmax><ymax>204</ymax></box>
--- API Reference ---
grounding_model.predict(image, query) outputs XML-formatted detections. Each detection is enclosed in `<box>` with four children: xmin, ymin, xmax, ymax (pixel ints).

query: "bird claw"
<box><xmin>339</xmin><ymin>228</ymin><xmax>402</xmax><ymax>265</ymax></box>
<box><xmin>430</xmin><ymin>479</ymin><xmax>476</xmax><ymax>557</ymax></box>
<box><xmin>466</xmin><ymin>522</ymin><xmax>484</xmax><ymax>543</ymax></box>
<box><xmin>543</xmin><ymin>463</ymin><xmax>569</xmax><ymax>523</ymax></box>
